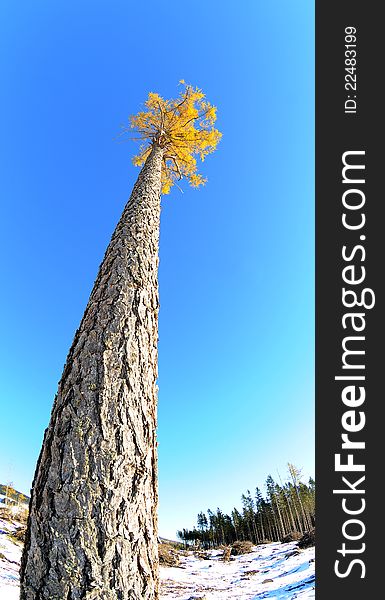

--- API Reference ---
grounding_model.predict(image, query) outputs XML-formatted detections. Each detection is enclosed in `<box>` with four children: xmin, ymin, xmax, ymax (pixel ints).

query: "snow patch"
<box><xmin>0</xmin><ymin>522</ymin><xmax>314</xmax><ymax>599</ymax></box>
<box><xmin>160</xmin><ymin>542</ymin><xmax>315</xmax><ymax>599</ymax></box>
<box><xmin>0</xmin><ymin>518</ymin><xmax>23</xmax><ymax>600</ymax></box>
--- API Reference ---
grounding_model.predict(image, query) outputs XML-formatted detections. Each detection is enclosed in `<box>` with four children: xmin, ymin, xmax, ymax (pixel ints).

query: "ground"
<box><xmin>0</xmin><ymin>517</ymin><xmax>314</xmax><ymax>599</ymax></box>
<box><xmin>0</xmin><ymin>517</ymin><xmax>22</xmax><ymax>600</ymax></box>
<box><xmin>160</xmin><ymin>543</ymin><xmax>315</xmax><ymax>599</ymax></box>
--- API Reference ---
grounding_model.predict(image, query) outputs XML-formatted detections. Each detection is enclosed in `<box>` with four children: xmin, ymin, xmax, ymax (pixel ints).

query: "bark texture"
<box><xmin>20</xmin><ymin>144</ymin><xmax>164</xmax><ymax>600</ymax></box>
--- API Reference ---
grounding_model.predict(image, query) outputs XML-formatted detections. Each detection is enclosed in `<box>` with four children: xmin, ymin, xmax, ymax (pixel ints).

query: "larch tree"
<box><xmin>20</xmin><ymin>82</ymin><xmax>221</xmax><ymax>600</ymax></box>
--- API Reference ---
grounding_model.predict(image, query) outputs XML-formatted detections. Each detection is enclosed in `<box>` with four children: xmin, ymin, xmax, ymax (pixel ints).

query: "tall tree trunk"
<box><xmin>20</xmin><ymin>143</ymin><xmax>164</xmax><ymax>600</ymax></box>
<box><xmin>282</xmin><ymin>486</ymin><xmax>297</xmax><ymax>533</ymax></box>
<box><xmin>259</xmin><ymin>512</ymin><xmax>265</xmax><ymax>541</ymax></box>
<box><xmin>275</xmin><ymin>500</ymin><xmax>285</xmax><ymax>539</ymax></box>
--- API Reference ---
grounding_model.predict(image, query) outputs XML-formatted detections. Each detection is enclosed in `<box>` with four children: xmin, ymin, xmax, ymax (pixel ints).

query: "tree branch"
<box><xmin>166</xmin><ymin>88</ymin><xmax>190</xmax><ymax>115</ymax></box>
<box><xmin>164</xmin><ymin>155</ymin><xmax>182</xmax><ymax>179</ymax></box>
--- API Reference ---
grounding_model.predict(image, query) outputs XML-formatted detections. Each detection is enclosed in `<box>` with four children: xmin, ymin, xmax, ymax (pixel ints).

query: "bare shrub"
<box><xmin>297</xmin><ymin>528</ymin><xmax>315</xmax><ymax>549</ymax></box>
<box><xmin>231</xmin><ymin>540</ymin><xmax>254</xmax><ymax>555</ymax></box>
<box><xmin>281</xmin><ymin>531</ymin><xmax>302</xmax><ymax>543</ymax></box>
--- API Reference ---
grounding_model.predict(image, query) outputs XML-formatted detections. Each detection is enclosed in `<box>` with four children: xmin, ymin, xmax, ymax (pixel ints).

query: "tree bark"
<box><xmin>20</xmin><ymin>143</ymin><xmax>164</xmax><ymax>600</ymax></box>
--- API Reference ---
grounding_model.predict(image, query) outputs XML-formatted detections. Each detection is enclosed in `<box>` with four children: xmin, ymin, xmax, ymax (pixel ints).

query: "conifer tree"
<box><xmin>288</xmin><ymin>463</ymin><xmax>311</xmax><ymax>532</ymax></box>
<box><xmin>20</xmin><ymin>83</ymin><xmax>220</xmax><ymax>600</ymax></box>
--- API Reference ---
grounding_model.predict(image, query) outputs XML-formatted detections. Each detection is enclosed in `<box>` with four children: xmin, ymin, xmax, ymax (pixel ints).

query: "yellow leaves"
<box><xmin>160</xmin><ymin>174</ymin><xmax>172</xmax><ymax>195</ymax></box>
<box><xmin>128</xmin><ymin>82</ymin><xmax>221</xmax><ymax>194</ymax></box>
<box><xmin>189</xmin><ymin>173</ymin><xmax>207</xmax><ymax>188</ymax></box>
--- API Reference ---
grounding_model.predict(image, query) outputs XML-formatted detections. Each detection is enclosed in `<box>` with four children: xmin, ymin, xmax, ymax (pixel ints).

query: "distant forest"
<box><xmin>177</xmin><ymin>464</ymin><xmax>315</xmax><ymax>548</ymax></box>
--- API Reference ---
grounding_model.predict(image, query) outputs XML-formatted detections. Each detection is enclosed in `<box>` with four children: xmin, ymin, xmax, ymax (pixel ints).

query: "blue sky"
<box><xmin>0</xmin><ymin>1</ymin><xmax>314</xmax><ymax>539</ymax></box>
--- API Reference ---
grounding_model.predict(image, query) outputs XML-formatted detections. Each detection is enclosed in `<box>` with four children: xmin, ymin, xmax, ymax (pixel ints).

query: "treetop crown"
<box><xmin>128</xmin><ymin>81</ymin><xmax>221</xmax><ymax>194</ymax></box>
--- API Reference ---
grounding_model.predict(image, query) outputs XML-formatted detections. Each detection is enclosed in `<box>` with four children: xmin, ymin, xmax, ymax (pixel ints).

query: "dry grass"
<box><xmin>158</xmin><ymin>542</ymin><xmax>180</xmax><ymax>567</ymax></box>
<box><xmin>0</xmin><ymin>506</ymin><xmax>12</xmax><ymax>521</ymax></box>
<box><xmin>0</xmin><ymin>504</ymin><xmax>29</xmax><ymax>524</ymax></box>
<box><xmin>7</xmin><ymin>526</ymin><xmax>26</xmax><ymax>545</ymax></box>
<box><xmin>221</xmin><ymin>546</ymin><xmax>232</xmax><ymax>561</ymax></box>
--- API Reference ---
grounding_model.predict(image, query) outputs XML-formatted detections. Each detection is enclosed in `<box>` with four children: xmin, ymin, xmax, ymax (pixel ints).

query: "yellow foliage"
<box><xmin>128</xmin><ymin>83</ymin><xmax>221</xmax><ymax>194</ymax></box>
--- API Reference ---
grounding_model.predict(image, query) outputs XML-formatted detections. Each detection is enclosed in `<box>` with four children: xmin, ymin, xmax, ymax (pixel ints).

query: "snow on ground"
<box><xmin>160</xmin><ymin>542</ymin><xmax>315</xmax><ymax>599</ymax></box>
<box><xmin>0</xmin><ymin>518</ymin><xmax>23</xmax><ymax>600</ymax></box>
<box><xmin>0</xmin><ymin>521</ymin><xmax>314</xmax><ymax>600</ymax></box>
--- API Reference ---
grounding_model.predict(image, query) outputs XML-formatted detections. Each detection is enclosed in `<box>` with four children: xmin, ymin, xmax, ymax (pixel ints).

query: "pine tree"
<box><xmin>231</xmin><ymin>508</ymin><xmax>243</xmax><ymax>541</ymax></box>
<box><xmin>255</xmin><ymin>487</ymin><xmax>266</xmax><ymax>541</ymax></box>
<box><xmin>20</xmin><ymin>83</ymin><xmax>220</xmax><ymax>600</ymax></box>
<box><xmin>266</xmin><ymin>475</ymin><xmax>285</xmax><ymax>540</ymax></box>
<box><xmin>288</xmin><ymin>463</ymin><xmax>311</xmax><ymax>532</ymax></box>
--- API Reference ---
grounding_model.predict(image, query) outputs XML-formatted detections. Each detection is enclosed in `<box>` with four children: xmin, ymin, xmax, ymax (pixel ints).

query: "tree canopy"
<box><xmin>128</xmin><ymin>82</ymin><xmax>222</xmax><ymax>193</ymax></box>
